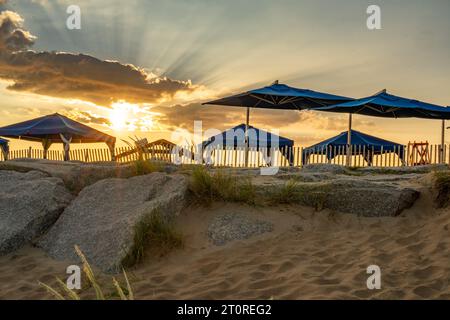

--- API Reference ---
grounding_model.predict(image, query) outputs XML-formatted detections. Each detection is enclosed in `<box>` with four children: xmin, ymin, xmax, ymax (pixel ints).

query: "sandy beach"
<box><xmin>1</xmin><ymin>181</ymin><xmax>449</xmax><ymax>300</ymax></box>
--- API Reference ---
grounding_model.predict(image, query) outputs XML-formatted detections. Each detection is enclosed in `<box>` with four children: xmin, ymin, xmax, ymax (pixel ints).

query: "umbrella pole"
<box><xmin>245</xmin><ymin>107</ymin><xmax>250</xmax><ymax>167</ymax></box>
<box><xmin>346</xmin><ymin>113</ymin><xmax>352</xmax><ymax>166</ymax></box>
<box><xmin>441</xmin><ymin>119</ymin><xmax>445</xmax><ymax>164</ymax></box>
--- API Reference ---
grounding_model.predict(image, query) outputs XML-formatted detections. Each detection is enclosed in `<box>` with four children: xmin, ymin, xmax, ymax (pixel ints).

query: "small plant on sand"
<box><xmin>132</xmin><ymin>159</ymin><xmax>164</xmax><ymax>176</ymax></box>
<box><xmin>189</xmin><ymin>166</ymin><xmax>256</xmax><ymax>204</ymax></box>
<box><xmin>122</xmin><ymin>210</ymin><xmax>184</xmax><ymax>268</ymax></box>
<box><xmin>433</xmin><ymin>171</ymin><xmax>450</xmax><ymax>208</ymax></box>
<box><xmin>267</xmin><ymin>179</ymin><xmax>300</xmax><ymax>204</ymax></box>
<box><xmin>266</xmin><ymin>180</ymin><xmax>328</xmax><ymax>210</ymax></box>
<box><xmin>39</xmin><ymin>245</ymin><xmax>134</xmax><ymax>300</ymax></box>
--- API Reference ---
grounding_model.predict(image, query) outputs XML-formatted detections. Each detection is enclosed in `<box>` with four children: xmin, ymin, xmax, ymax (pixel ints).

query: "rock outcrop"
<box><xmin>256</xmin><ymin>177</ymin><xmax>420</xmax><ymax>217</ymax></box>
<box><xmin>208</xmin><ymin>213</ymin><xmax>274</xmax><ymax>246</ymax></box>
<box><xmin>0</xmin><ymin>159</ymin><xmax>177</xmax><ymax>193</ymax></box>
<box><xmin>39</xmin><ymin>173</ymin><xmax>188</xmax><ymax>273</ymax></box>
<box><xmin>0</xmin><ymin>170</ymin><xmax>73</xmax><ymax>255</ymax></box>
<box><xmin>323</xmin><ymin>179</ymin><xmax>420</xmax><ymax>217</ymax></box>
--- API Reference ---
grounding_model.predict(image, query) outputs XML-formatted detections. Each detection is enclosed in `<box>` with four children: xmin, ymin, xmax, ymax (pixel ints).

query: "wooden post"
<box><xmin>440</xmin><ymin>119</ymin><xmax>445</xmax><ymax>164</ymax></box>
<box><xmin>244</xmin><ymin>106</ymin><xmax>250</xmax><ymax>167</ymax></box>
<box><xmin>108</xmin><ymin>143</ymin><xmax>116</xmax><ymax>162</ymax></box>
<box><xmin>346</xmin><ymin>113</ymin><xmax>352</xmax><ymax>166</ymax></box>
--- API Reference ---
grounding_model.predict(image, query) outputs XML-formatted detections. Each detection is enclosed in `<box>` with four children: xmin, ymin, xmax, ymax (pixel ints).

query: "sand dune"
<box><xmin>0</xmin><ymin>183</ymin><xmax>449</xmax><ymax>300</ymax></box>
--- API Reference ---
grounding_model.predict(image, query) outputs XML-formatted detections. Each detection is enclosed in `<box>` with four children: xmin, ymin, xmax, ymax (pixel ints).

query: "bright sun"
<box><xmin>109</xmin><ymin>103</ymin><xmax>129</xmax><ymax>130</ymax></box>
<box><xmin>108</xmin><ymin>101</ymin><xmax>156</xmax><ymax>132</ymax></box>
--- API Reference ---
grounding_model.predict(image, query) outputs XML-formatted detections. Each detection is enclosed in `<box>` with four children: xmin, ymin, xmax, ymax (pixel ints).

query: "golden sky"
<box><xmin>0</xmin><ymin>0</ymin><xmax>449</xmax><ymax>149</ymax></box>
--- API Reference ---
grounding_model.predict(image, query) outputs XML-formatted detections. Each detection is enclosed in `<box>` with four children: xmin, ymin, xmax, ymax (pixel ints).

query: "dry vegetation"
<box><xmin>122</xmin><ymin>209</ymin><xmax>184</xmax><ymax>268</ymax></box>
<box><xmin>189</xmin><ymin>166</ymin><xmax>256</xmax><ymax>205</ymax></box>
<box><xmin>433</xmin><ymin>171</ymin><xmax>450</xmax><ymax>208</ymax></box>
<box><xmin>39</xmin><ymin>246</ymin><xmax>134</xmax><ymax>300</ymax></box>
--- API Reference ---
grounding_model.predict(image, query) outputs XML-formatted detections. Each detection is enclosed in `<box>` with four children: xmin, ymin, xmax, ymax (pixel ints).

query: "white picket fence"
<box><xmin>0</xmin><ymin>144</ymin><xmax>447</xmax><ymax>167</ymax></box>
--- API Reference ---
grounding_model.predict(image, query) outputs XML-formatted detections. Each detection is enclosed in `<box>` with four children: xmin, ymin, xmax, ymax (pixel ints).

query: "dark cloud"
<box><xmin>0</xmin><ymin>51</ymin><xmax>195</xmax><ymax>105</ymax></box>
<box><xmin>0</xmin><ymin>7</ymin><xmax>196</xmax><ymax>106</ymax></box>
<box><xmin>0</xmin><ymin>10</ymin><xmax>36</xmax><ymax>52</ymax></box>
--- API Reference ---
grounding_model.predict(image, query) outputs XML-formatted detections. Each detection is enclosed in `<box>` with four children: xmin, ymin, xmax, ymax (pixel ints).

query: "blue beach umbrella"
<box><xmin>314</xmin><ymin>90</ymin><xmax>450</xmax><ymax>164</ymax></box>
<box><xmin>0</xmin><ymin>113</ymin><xmax>116</xmax><ymax>161</ymax></box>
<box><xmin>302</xmin><ymin>130</ymin><xmax>405</xmax><ymax>166</ymax></box>
<box><xmin>201</xmin><ymin>123</ymin><xmax>295</xmax><ymax>165</ymax></box>
<box><xmin>203</xmin><ymin>81</ymin><xmax>352</xmax><ymax>165</ymax></box>
<box><xmin>315</xmin><ymin>89</ymin><xmax>450</xmax><ymax>119</ymax></box>
<box><xmin>0</xmin><ymin>138</ymin><xmax>9</xmax><ymax>160</ymax></box>
<box><xmin>204</xmin><ymin>81</ymin><xmax>351</xmax><ymax>111</ymax></box>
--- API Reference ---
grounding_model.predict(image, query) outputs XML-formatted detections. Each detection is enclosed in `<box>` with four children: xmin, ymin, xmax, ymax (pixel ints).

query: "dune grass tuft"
<box><xmin>267</xmin><ymin>179</ymin><xmax>300</xmax><ymax>205</ymax></box>
<box><xmin>122</xmin><ymin>210</ymin><xmax>184</xmax><ymax>268</ymax></box>
<box><xmin>433</xmin><ymin>171</ymin><xmax>450</xmax><ymax>208</ymax></box>
<box><xmin>189</xmin><ymin>166</ymin><xmax>256</xmax><ymax>205</ymax></box>
<box><xmin>265</xmin><ymin>179</ymin><xmax>328</xmax><ymax>210</ymax></box>
<box><xmin>131</xmin><ymin>159</ymin><xmax>165</xmax><ymax>176</ymax></box>
<box><xmin>39</xmin><ymin>245</ymin><xmax>134</xmax><ymax>300</ymax></box>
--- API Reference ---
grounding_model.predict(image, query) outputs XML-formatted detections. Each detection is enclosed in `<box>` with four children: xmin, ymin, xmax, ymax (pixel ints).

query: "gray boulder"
<box><xmin>0</xmin><ymin>170</ymin><xmax>73</xmax><ymax>255</ymax></box>
<box><xmin>301</xmin><ymin>164</ymin><xmax>349</xmax><ymax>175</ymax></box>
<box><xmin>323</xmin><ymin>179</ymin><xmax>420</xmax><ymax>217</ymax></box>
<box><xmin>355</xmin><ymin>164</ymin><xmax>448</xmax><ymax>175</ymax></box>
<box><xmin>208</xmin><ymin>213</ymin><xmax>274</xmax><ymax>246</ymax></box>
<box><xmin>39</xmin><ymin>172</ymin><xmax>188</xmax><ymax>273</ymax></box>
<box><xmin>0</xmin><ymin>159</ymin><xmax>178</xmax><ymax>193</ymax></box>
<box><xmin>256</xmin><ymin>177</ymin><xmax>420</xmax><ymax>217</ymax></box>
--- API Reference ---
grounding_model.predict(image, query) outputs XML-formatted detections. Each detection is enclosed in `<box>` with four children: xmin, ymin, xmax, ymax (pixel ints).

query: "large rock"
<box><xmin>0</xmin><ymin>170</ymin><xmax>73</xmax><ymax>255</ymax></box>
<box><xmin>301</xmin><ymin>164</ymin><xmax>350</xmax><ymax>175</ymax></box>
<box><xmin>323</xmin><ymin>179</ymin><xmax>420</xmax><ymax>217</ymax></box>
<box><xmin>207</xmin><ymin>213</ymin><xmax>274</xmax><ymax>246</ymax></box>
<box><xmin>257</xmin><ymin>177</ymin><xmax>420</xmax><ymax>217</ymax></box>
<box><xmin>355</xmin><ymin>164</ymin><xmax>448</xmax><ymax>175</ymax></box>
<box><xmin>0</xmin><ymin>159</ymin><xmax>179</xmax><ymax>193</ymax></box>
<box><xmin>0</xmin><ymin>159</ymin><xmax>134</xmax><ymax>193</ymax></box>
<box><xmin>39</xmin><ymin>173</ymin><xmax>188</xmax><ymax>273</ymax></box>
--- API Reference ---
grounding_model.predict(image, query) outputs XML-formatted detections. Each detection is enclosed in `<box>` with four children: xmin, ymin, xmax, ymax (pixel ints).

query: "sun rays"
<box><xmin>109</xmin><ymin>101</ymin><xmax>159</xmax><ymax>132</ymax></box>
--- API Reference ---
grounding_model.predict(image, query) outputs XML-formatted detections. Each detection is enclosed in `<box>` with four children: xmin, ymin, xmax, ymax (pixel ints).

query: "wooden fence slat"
<box><xmin>4</xmin><ymin>144</ymin><xmax>450</xmax><ymax>168</ymax></box>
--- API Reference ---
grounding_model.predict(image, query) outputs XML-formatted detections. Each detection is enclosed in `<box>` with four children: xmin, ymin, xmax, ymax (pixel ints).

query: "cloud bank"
<box><xmin>0</xmin><ymin>5</ymin><xmax>196</xmax><ymax>106</ymax></box>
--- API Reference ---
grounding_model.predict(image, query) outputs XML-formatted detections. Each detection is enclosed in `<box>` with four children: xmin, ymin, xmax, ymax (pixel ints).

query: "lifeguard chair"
<box><xmin>408</xmin><ymin>141</ymin><xmax>430</xmax><ymax>166</ymax></box>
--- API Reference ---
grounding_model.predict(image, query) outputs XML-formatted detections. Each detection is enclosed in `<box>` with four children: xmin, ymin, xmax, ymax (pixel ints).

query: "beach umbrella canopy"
<box><xmin>203</xmin><ymin>81</ymin><xmax>352</xmax><ymax>110</ymax></box>
<box><xmin>0</xmin><ymin>113</ymin><xmax>116</xmax><ymax>143</ymax></box>
<box><xmin>313</xmin><ymin>90</ymin><xmax>450</xmax><ymax>165</ymax></box>
<box><xmin>202</xmin><ymin>123</ymin><xmax>294</xmax><ymax>149</ymax></box>
<box><xmin>201</xmin><ymin>123</ymin><xmax>295</xmax><ymax>165</ymax></box>
<box><xmin>0</xmin><ymin>113</ymin><xmax>116</xmax><ymax>161</ymax></box>
<box><xmin>302</xmin><ymin>130</ymin><xmax>404</xmax><ymax>166</ymax></box>
<box><xmin>315</xmin><ymin>89</ymin><xmax>450</xmax><ymax>119</ymax></box>
<box><xmin>203</xmin><ymin>81</ymin><xmax>352</xmax><ymax>166</ymax></box>
<box><xmin>0</xmin><ymin>138</ymin><xmax>9</xmax><ymax>160</ymax></box>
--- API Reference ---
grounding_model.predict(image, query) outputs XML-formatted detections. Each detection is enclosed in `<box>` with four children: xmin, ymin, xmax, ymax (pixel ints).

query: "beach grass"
<box><xmin>131</xmin><ymin>159</ymin><xmax>165</xmax><ymax>176</ymax></box>
<box><xmin>39</xmin><ymin>245</ymin><xmax>134</xmax><ymax>300</ymax></box>
<box><xmin>433</xmin><ymin>171</ymin><xmax>450</xmax><ymax>208</ymax></box>
<box><xmin>189</xmin><ymin>166</ymin><xmax>256</xmax><ymax>205</ymax></box>
<box><xmin>267</xmin><ymin>179</ymin><xmax>300</xmax><ymax>204</ymax></box>
<box><xmin>122</xmin><ymin>210</ymin><xmax>184</xmax><ymax>268</ymax></box>
<box><xmin>264</xmin><ymin>179</ymin><xmax>328</xmax><ymax>210</ymax></box>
